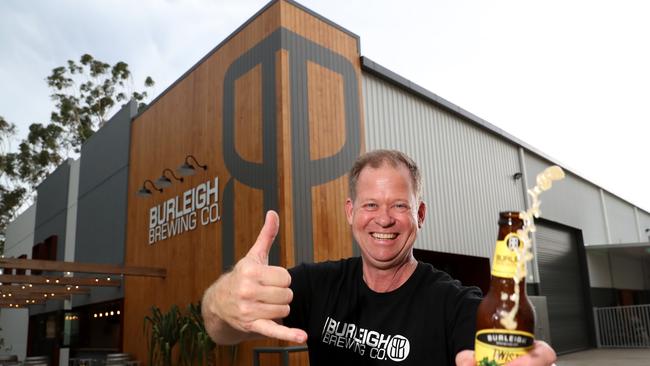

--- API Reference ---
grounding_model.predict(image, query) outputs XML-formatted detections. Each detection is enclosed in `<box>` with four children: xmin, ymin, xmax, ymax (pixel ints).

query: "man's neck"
<box><xmin>362</xmin><ymin>256</ymin><xmax>418</xmax><ymax>293</ymax></box>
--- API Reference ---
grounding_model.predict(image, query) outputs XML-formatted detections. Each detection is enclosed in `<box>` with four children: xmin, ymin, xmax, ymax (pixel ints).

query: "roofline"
<box><xmin>133</xmin><ymin>0</ymin><xmax>359</xmax><ymax>121</ymax></box>
<box><xmin>360</xmin><ymin>56</ymin><xmax>650</xmax><ymax>216</ymax></box>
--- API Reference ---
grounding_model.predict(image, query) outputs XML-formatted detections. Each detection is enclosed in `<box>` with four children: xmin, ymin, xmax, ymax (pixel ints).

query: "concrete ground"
<box><xmin>557</xmin><ymin>348</ymin><xmax>650</xmax><ymax>366</ymax></box>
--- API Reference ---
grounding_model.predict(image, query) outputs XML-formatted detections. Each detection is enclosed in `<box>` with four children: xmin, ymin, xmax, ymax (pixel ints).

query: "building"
<box><xmin>1</xmin><ymin>0</ymin><xmax>649</xmax><ymax>365</ymax></box>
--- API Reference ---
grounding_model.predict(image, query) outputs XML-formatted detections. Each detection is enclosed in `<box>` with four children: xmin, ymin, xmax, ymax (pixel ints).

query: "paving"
<box><xmin>557</xmin><ymin>348</ymin><xmax>650</xmax><ymax>366</ymax></box>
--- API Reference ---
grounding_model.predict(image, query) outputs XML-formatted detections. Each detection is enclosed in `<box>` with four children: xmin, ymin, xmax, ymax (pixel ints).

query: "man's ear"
<box><xmin>417</xmin><ymin>201</ymin><xmax>426</xmax><ymax>228</ymax></box>
<box><xmin>345</xmin><ymin>198</ymin><xmax>354</xmax><ymax>225</ymax></box>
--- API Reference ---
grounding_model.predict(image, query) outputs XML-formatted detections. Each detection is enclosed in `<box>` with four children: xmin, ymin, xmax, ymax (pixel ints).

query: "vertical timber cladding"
<box><xmin>124</xmin><ymin>1</ymin><xmax>363</xmax><ymax>365</ymax></box>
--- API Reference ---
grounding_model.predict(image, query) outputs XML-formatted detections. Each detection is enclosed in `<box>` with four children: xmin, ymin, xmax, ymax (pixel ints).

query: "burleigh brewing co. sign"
<box><xmin>148</xmin><ymin>177</ymin><xmax>220</xmax><ymax>244</ymax></box>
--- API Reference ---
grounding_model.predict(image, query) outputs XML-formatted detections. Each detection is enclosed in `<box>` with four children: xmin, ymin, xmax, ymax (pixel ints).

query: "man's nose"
<box><xmin>374</xmin><ymin>207</ymin><xmax>395</xmax><ymax>227</ymax></box>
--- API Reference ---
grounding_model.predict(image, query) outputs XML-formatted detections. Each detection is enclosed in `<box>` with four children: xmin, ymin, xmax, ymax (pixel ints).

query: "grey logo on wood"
<box><xmin>221</xmin><ymin>28</ymin><xmax>361</xmax><ymax>268</ymax></box>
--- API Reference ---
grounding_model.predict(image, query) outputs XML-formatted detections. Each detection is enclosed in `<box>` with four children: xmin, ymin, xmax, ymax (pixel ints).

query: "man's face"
<box><xmin>345</xmin><ymin>163</ymin><xmax>426</xmax><ymax>270</ymax></box>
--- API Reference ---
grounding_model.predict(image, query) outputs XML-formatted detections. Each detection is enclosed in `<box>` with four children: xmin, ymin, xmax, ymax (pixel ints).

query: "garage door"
<box><xmin>536</xmin><ymin>222</ymin><xmax>591</xmax><ymax>354</ymax></box>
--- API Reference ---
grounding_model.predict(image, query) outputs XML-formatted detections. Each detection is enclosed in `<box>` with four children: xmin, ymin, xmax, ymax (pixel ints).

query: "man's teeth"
<box><xmin>372</xmin><ymin>233</ymin><xmax>397</xmax><ymax>240</ymax></box>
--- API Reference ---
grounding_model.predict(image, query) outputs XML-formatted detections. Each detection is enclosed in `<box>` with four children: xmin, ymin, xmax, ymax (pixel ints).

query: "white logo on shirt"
<box><xmin>321</xmin><ymin>317</ymin><xmax>411</xmax><ymax>361</ymax></box>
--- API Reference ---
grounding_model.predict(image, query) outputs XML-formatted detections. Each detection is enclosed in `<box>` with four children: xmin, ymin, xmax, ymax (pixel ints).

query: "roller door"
<box><xmin>536</xmin><ymin>223</ymin><xmax>591</xmax><ymax>354</ymax></box>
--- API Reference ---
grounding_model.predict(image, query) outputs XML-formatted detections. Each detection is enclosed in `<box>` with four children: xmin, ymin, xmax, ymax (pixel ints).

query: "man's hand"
<box><xmin>202</xmin><ymin>210</ymin><xmax>308</xmax><ymax>344</ymax></box>
<box><xmin>455</xmin><ymin>341</ymin><xmax>557</xmax><ymax>366</ymax></box>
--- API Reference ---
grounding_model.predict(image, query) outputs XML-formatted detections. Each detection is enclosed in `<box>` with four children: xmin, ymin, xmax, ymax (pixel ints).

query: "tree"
<box><xmin>0</xmin><ymin>54</ymin><xmax>154</xmax><ymax>253</ymax></box>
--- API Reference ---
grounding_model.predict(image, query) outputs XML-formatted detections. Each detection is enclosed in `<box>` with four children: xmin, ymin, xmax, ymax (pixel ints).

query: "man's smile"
<box><xmin>370</xmin><ymin>232</ymin><xmax>399</xmax><ymax>240</ymax></box>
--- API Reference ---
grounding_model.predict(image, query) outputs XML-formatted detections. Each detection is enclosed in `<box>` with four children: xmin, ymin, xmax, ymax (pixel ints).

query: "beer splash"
<box><xmin>499</xmin><ymin>166</ymin><xmax>565</xmax><ymax>330</ymax></box>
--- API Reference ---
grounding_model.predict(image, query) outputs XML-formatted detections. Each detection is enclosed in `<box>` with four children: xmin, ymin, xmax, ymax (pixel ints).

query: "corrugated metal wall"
<box><xmin>637</xmin><ymin>209</ymin><xmax>650</xmax><ymax>241</ymax></box>
<box><xmin>524</xmin><ymin>153</ymin><xmax>608</xmax><ymax>246</ymax></box>
<box><xmin>604</xmin><ymin>192</ymin><xmax>639</xmax><ymax>244</ymax></box>
<box><xmin>362</xmin><ymin>72</ymin><xmax>524</xmax><ymax>258</ymax></box>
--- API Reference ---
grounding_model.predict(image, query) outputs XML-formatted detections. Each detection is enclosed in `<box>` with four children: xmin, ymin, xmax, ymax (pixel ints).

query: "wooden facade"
<box><xmin>124</xmin><ymin>1</ymin><xmax>364</xmax><ymax>364</ymax></box>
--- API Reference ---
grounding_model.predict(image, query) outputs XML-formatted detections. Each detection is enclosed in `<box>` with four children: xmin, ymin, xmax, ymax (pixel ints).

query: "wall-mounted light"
<box><xmin>137</xmin><ymin>179</ymin><xmax>163</xmax><ymax>198</ymax></box>
<box><xmin>177</xmin><ymin>155</ymin><xmax>208</xmax><ymax>177</ymax></box>
<box><xmin>155</xmin><ymin>168</ymin><xmax>184</xmax><ymax>188</ymax></box>
<box><xmin>512</xmin><ymin>172</ymin><xmax>523</xmax><ymax>180</ymax></box>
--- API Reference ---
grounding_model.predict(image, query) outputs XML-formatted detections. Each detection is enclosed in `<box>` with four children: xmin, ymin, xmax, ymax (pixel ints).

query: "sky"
<box><xmin>1</xmin><ymin>0</ymin><xmax>649</xmax><ymax>212</ymax></box>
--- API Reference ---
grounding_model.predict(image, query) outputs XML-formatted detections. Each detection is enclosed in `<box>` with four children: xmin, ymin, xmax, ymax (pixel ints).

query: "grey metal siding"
<box><xmin>610</xmin><ymin>254</ymin><xmax>646</xmax><ymax>290</ymax></box>
<box><xmin>73</xmin><ymin>102</ymin><xmax>135</xmax><ymax>307</ymax></box>
<box><xmin>4</xmin><ymin>205</ymin><xmax>36</xmax><ymax>258</ymax></box>
<box><xmin>34</xmin><ymin>159</ymin><xmax>71</xmax><ymax>261</ymax></box>
<box><xmin>363</xmin><ymin>72</ymin><xmax>524</xmax><ymax>258</ymax></box>
<box><xmin>637</xmin><ymin>210</ymin><xmax>650</xmax><ymax>242</ymax></box>
<box><xmin>524</xmin><ymin>153</ymin><xmax>608</xmax><ymax>246</ymax></box>
<box><xmin>586</xmin><ymin>250</ymin><xmax>612</xmax><ymax>287</ymax></box>
<box><xmin>78</xmin><ymin>102</ymin><xmax>135</xmax><ymax>196</ymax></box>
<box><xmin>604</xmin><ymin>191</ymin><xmax>639</xmax><ymax>244</ymax></box>
<box><xmin>64</xmin><ymin>159</ymin><xmax>79</xmax><ymax>262</ymax></box>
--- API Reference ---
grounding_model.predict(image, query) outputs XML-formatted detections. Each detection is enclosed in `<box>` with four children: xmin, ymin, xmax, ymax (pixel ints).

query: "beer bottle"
<box><xmin>474</xmin><ymin>211</ymin><xmax>535</xmax><ymax>366</ymax></box>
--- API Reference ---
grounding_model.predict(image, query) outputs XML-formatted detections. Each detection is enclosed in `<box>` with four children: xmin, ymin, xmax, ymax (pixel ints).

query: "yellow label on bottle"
<box><xmin>474</xmin><ymin>329</ymin><xmax>534</xmax><ymax>366</ymax></box>
<box><xmin>491</xmin><ymin>233</ymin><xmax>524</xmax><ymax>278</ymax></box>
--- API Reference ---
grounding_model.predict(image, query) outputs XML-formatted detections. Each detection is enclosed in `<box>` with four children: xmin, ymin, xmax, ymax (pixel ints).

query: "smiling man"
<box><xmin>201</xmin><ymin>149</ymin><xmax>557</xmax><ymax>365</ymax></box>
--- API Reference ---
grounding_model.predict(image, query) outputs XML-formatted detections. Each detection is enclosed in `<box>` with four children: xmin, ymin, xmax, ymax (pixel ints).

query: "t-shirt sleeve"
<box><xmin>283</xmin><ymin>263</ymin><xmax>311</xmax><ymax>330</ymax></box>
<box><xmin>449</xmin><ymin>285</ymin><xmax>482</xmax><ymax>356</ymax></box>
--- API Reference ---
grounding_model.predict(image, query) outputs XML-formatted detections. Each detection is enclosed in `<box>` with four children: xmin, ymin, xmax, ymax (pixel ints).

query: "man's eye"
<box><xmin>364</xmin><ymin>203</ymin><xmax>378</xmax><ymax>209</ymax></box>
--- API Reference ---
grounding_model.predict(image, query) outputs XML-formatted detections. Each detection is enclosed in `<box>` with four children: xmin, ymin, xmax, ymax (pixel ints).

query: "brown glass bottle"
<box><xmin>474</xmin><ymin>212</ymin><xmax>535</xmax><ymax>366</ymax></box>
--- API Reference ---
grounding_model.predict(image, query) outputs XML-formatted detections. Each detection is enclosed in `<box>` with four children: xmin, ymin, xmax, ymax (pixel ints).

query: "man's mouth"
<box><xmin>371</xmin><ymin>232</ymin><xmax>398</xmax><ymax>240</ymax></box>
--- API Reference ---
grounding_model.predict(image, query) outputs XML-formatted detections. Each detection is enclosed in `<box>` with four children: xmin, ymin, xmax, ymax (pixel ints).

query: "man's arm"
<box><xmin>200</xmin><ymin>210</ymin><xmax>308</xmax><ymax>345</ymax></box>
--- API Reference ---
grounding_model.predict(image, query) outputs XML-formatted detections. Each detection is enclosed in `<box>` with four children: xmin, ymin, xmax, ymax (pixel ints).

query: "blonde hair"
<box><xmin>348</xmin><ymin>149</ymin><xmax>422</xmax><ymax>201</ymax></box>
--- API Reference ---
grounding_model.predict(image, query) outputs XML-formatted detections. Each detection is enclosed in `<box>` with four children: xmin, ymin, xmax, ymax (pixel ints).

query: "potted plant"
<box><xmin>143</xmin><ymin>305</ymin><xmax>182</xmax><ymax>366</ymax></box>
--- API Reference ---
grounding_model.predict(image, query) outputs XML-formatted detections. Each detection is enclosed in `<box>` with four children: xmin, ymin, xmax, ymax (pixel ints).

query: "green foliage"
<box><xmin>144</xmin><ymin>305</ymin><xmax>183</xmax><ymax>366</ymax></box>
<box><xmin>0</xmin><ymin>54</ymin><xmax>153</xmax><ymax>254</ymax></box>
<box><xmin>179</xmin><ymin>302</ymin><xmax>217</xmax><ymax>366</ymax></box>
<box><xmin>145</xmin><ymin>302</ymin><xmax>236</xmax><ymax>366</ymax></box>
<box><xmin>47</xmin><ymin>53</ymin><xmax>155</xmax><ymax>151</ymax></box>
<box><xmin>478</xmin><ymin>357</ymin><xmax>500</xmax><ymax>366</ymax></box>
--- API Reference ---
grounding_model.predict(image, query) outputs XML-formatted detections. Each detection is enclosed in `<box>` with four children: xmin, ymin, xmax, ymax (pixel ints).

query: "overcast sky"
<box><xmin>1</xmin><ymin>0</ymin><xmax>649</xmax><ymax>213</ymax></box>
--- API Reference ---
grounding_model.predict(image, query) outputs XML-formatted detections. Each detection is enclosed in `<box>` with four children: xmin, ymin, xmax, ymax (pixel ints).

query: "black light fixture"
<box><xmin>137</xmin><ymin>179</ymin><xmax>163</xmax><ymax>197</ymax></box>
<box><xmin>512</xmin><ymin>172</ymin><xmax>523</xmax><ymax>180</ymax></box>
<box><xmin>177</xmin><ymin>155</ymin><xmax>208</xmax><ymax>177</ymax></box>
<box><xmin>155</xmin><ymin>168</ymin><xmax>184</xmax><ymax>188</ymax></box>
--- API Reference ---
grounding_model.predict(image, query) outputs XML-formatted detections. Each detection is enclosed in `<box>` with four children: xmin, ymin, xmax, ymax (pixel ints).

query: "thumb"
<box><xmin>246</xmin><ymin>210</ymin><xmax>279</xmax><ymax>264</ymax></box>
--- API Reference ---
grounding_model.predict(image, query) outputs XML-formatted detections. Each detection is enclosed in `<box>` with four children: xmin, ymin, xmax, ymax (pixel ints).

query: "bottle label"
<box><xmin>491</xmin><ymin>233</ymin><xmax>524</xmax><ymax>278</ymax></box>
<box><xmin>474</xmin><ymin>329</ymin><xmax>534</xmax><ymax>365</ymax></box>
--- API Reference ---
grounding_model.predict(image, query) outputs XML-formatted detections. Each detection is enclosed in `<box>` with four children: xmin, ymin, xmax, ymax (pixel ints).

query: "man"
<box><xmin>202</xmin><ymin>149</ymin><xmax>556</xmax><ymax>365</ymax></box>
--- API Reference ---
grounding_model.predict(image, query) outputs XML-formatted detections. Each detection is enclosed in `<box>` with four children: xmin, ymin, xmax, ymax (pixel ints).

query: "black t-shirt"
<box><xmin>285</xmin><ymin>257</ymin><xmax>482</xmax><ymax>365</ymax></box>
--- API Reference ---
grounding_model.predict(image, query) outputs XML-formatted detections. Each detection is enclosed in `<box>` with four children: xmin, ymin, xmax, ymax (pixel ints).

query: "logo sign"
<box><xmin>148</xmin><ymin>177</ymin><xmax>221</xmax><ymax>245</ymax></box>
<box><xmin>321</xmin><ymin>317</ymin><xmax>411</xmax><ymax>362</ymax></box>
<box><xmin>221</xmin><ymin>28</ymin><xmax>361</xmax><ymax>268</ymax></box>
